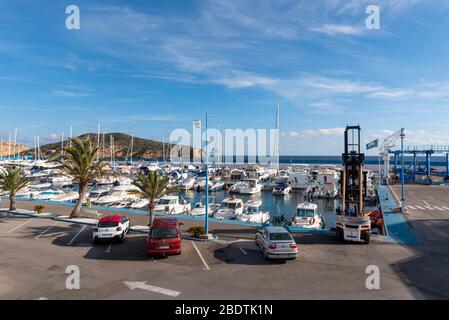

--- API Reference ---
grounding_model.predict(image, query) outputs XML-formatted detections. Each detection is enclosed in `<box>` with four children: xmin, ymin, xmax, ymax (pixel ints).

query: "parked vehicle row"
<box><xmin>92</xmin><ymin>215</ymin><xmax>298</xmax><ymax>261</ymax></box>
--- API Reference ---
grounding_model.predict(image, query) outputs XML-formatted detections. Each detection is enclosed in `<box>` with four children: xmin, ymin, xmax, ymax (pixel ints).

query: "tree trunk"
<box><xmin>148</xmin><ymin>202</ymin><xmax>155</xmax><ymax>226</ymax></box>
<box><xmin>9</xmin><ymin>195</ymin><xmax>16</xmax><ymax>211</ymax></box>
<box><xmin>71</xmin><ymin>183</ymin><xmax>87</xmax><ymax>218</ymax></box>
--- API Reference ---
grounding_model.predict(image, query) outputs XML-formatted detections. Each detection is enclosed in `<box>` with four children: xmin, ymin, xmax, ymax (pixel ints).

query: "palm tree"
<box><xmin>0</xmin><ymin>167</ymin><xmax>31</xmax><ymax>211</ymax></box>
<box><xmin>129</xmin><ymin>171</ymin><xmax>178</xmax><ymax>226</ymax></box>
<box><xmin>52</xmin><ymin>137</ymin><xmax>107</xmax><ymax>218</ymax></box>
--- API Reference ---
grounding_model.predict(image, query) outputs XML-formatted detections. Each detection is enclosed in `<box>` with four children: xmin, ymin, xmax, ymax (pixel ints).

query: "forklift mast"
<box><xmin>341</xmin><ymin>125</ymin><xmax>366</xmax><ymax>216</ymax></box>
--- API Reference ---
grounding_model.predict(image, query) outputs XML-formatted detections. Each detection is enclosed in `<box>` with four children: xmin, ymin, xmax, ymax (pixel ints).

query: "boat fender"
<box><xmin>310</xmin><ymin>218</ymin><xmax>316</xmax><ymax>225</ymax></box>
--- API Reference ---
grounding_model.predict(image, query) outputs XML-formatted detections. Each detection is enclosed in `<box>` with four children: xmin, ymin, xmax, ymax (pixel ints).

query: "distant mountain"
<box><xmin>22</xmin><ymin>133</ymin><xmax>200</xmax><ymax>159</ymax></box>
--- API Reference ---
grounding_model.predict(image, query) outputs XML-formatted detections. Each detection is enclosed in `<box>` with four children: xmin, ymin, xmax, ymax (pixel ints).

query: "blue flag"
<box><xmin>366</xmin><ymin>139</ymin><xmax>379</xmax><ymax>150</ymax></box>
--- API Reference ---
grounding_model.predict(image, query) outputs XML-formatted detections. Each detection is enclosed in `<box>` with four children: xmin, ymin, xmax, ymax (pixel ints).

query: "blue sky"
<box><xmin>1</xmin><ymin>0</ymin><xmax>449</xmax><ymax>155</ymax></box>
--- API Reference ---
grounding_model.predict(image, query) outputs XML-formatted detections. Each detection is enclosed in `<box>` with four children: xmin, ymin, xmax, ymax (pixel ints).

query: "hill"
<box><xmin>22</xmin><ymin>133</ymin><xmax>200</xmax><ymax>160</ymax></box>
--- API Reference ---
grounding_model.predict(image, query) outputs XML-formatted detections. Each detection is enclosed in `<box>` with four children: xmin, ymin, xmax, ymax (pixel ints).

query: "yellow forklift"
<box><xmin>335</xmin><ymin>125</ymin><xmax>371</xmax><ymax>244</ymax></box>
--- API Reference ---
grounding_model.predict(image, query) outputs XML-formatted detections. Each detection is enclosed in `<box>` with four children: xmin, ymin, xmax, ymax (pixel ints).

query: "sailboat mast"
<box><xmin>8</xmin><ymin>133</ymin><xmax>11</xmax><ymax>159</ymax></box>
<box><xmin>275</xmin><ymin>103</ymin><xmax>280</xmax><ymax>174</ymax></box>
<box><xmin>13</xmin><ymin>128</ymin><xmax>17</xmax><ymax>159</ymax></box>
<box><xmin>130</xmin><ymin>134</ymin><xmax>134</xmax><ymax>164</ymax></box>
<box><xmin>96</xmin><ymin>123</ymin><xmax>101</xmax><ymax>161</ymax></box>
<box><xmin>110</xmin><ymin>134</ymin><xmax>114</xmax><ymax>169</ymax></box>
<box><xmin>162</xmin><ymin>139</ymin><xmax>165</xmax><ymax>163</ymax></box>
<box><xmin>69</xmin><ymin>126</ymin><xmax>73</xmax><ymax>147</ymax></box>
<box><xmin>61</xmin><ymin>130</ymin><xmax>64</xmax><ymax>157</ymax></box>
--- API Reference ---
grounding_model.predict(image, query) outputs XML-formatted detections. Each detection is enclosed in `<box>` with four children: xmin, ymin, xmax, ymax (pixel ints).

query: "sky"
<box><xmin>1</xmin><ymin>0</ymin><xmax>449</xmax><ymax>155</ymax></box>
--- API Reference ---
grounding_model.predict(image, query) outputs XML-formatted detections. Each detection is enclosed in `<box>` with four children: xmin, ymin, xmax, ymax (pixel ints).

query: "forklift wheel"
<box><xmin>363</xmin><ymin>231</ymin><xmax>370</xmax><ymax>244</ymax></box>
<box><xmin>336</xmin><ymin>228</ymin><xmax>344</xmax><ymax>242</ymax></box>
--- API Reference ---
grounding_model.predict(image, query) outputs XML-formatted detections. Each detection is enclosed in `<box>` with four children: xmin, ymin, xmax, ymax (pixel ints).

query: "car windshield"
<box><xmin>270</xmin><ymin>233</ymin><xmax>292</xmax><ymax>241</ymax></box>
<box><xmin>221</xmin><ymin>202</ymin><xmax>237</xmax><ymax>209</ymax></box>
<box><xmin>98</xmin><ymin>221</ymin><xmax>118</xmax><ymax>228</ymax></box>
<box><xmin>297</xmin><ymin>209</ymin><xmax>315</xmax><ymax>218</ymax></box>
<box><xmin>150</xmin><ymin>227</ymin><xmax>178</xmax><ymax>239</ymax></box>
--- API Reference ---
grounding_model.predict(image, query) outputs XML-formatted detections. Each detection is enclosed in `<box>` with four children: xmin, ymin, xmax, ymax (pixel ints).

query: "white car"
<box><xmin>93</xmin><ymin>215</ymin><xmax>130</xmax><ymax>243</ymax></box>
<box><xmin>255</xmin><ymin>226</ymin><xmax>298</xmax><ymax>260</ymax></box>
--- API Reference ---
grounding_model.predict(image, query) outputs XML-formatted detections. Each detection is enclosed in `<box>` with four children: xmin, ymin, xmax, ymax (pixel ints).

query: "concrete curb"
<box><xmin>1</xmin><ymin>209</ymin><xmax>55</xmax><ymax>219</ymax></box>
<box><xmin>182</xmin><ymin>233</ymin><xmax>219</xmax><ymax>242</ymax></box>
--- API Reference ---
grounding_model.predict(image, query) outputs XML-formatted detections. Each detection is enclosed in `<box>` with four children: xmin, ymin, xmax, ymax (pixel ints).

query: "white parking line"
<box><xmin>35</xmin><ymin>222</ymin><xmax>58</xmax><ymax>239</ymax></box>
<box><xmin>415</xmin><ymin>205</ymin><xmax>425</xmax><ymax>210</ymax></box>
<box><xmin>443</xmin><ymin>207</ymin><xmax>449</xmax><ymax>211</ymax></box>
<box><xmin>191</xmin><ymin>241</ymin><xmax>210</xmax><ymax>271</ymax></box>
<box><xmin>105</xmin><ymin>243</ymin><xmax>112</xmax><ymax>254</ymax></box>
<box><xmin>407</xmin><ymin>205</ymin><xmax>416</xmax><ymax>210</ymax></box>
<box><xmin>433</xmin><ymin>206</ymin><xmax>444</xmax><ymax>211</ymax></box>
<box><xmin>423</xmin><ymin>200</ymin><xmax>431</xmax><ymax>206</ymax></box>
<box><xmin>425</xmin><ymin>206</ymin><xmax>435</xmax><ymax>211</ymax></box>
<box><xmin>7</xmin><ymin>219</ymin><xmax>32</xmax><ymax>233</ymax></box>
<box><xmin>124</xmin><ymin>281</ymin><xmax>181</xmax><ymax>297</ymax></box>
<box><xmin>238</xmin><ymin>247</ymin><xmax>248</xmax><ymax>255</ymax></box>
<box><xmin>67</xmin><ymin>225</ymin><xmax>87</xmax><ymax>245</ymax></box>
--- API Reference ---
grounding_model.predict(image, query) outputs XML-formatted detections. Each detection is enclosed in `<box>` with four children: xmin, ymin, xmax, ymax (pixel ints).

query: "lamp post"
<box><xmin>194</xmin><ymin>115</ymin><xmax>210</xmax><ymax>236</ymax></box>
<box><xmin>205</xmin><ymin>113</ymin><xmax>209</xmax><ymax>236</ymax></box>
<box><xmin>400</xmin><ymin>128</ymin><xmax>405</xmax><ymax>214</ymax></box>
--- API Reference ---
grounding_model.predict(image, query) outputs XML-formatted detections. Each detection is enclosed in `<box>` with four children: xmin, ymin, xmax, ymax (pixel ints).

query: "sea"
<box><xmin>180</xmin><ymin>189</ymin><xmax>337</xmax><ymax>230</ymax></box>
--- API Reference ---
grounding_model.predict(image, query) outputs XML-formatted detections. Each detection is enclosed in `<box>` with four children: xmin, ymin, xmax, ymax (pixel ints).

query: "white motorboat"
<box><xmin>289</xmin><ymin>171</ymin><xmax>310</xmax><ymax>191</ymax></box>
<box><xmin>292</xmin><ymin>202</ymin><xmax>322</xmax><ymax>229</ymax></box>
<box><xmin>52</xmin><ymin>191</ymin><xmax>79</xmax><ymax>202</ymax></box>
<box><xmin>190</xmin><ymin>197</ymin><xmax>219</xmax><ymax>216</ymax></box>
<box><xmin>236</xmin><ymin>200</ymin><xmax>270</xmax><ymax>224</ymax></box>
<box><xmin>94</xmin><ymin>185</ymin><xmax>139</xmax><ymax>206</ymax></box>
<box><xmin>228</xmin><ymin>181</ymin><xmax>248</xmax><ymax>194</ymax></box>
<box><xmin>214</xmin><ymin>197</ymin><xmax>244</xmax><ymax>219</ymax></box>
<box><xmin>209</xmin><ymin>181</ymin><xmax>225</xmax><ymax>192</ymax></box>
<box><xmin>35</xmin><ymin>189</ymin><xmax>65</xmax><ymax>200</ymax></box>
<box><xmin>316</xmin><ymin>169</ymin><xmax>339</xmax><ymax>198</ymax></box>
<box><xmin>272</xmin><ymin>182</ymin><xmax>292</xmax><ymax>195</ymax></box>
<box><xmin>180</xmin><ymin>177</ymin><xmax>196</xmax><ymax>191</ymax></box>
<box><xmin>153</xmin><ymin>195</ymin><xmax>191</xmax><ymax>214</ymax></box>
<box><xmin>130</xmin><ymin>198</ymin><xmax>149</xmax><ymax>209</ymax></box>
<box><xmin>87</xmin><ymin>187</ymin><xmax>111</xmax><ymax>203</ymax></box>
<box><xmin>238</xmin><ymin>179</ymin><xmax>263</xmax><ymax>195</ymax></box>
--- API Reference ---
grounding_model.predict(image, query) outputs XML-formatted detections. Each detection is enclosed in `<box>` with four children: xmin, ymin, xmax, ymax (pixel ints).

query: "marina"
<box><xmin>1</xmin><ymin>0</ymin><xmax>449</xmax><ymax>306</ymax></box>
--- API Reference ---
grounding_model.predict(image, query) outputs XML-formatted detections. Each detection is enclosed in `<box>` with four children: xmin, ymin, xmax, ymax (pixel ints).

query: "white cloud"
<box><xmin>52</xmin><ymin>90</ymin><xmax>91</xmax><ymax>97</ymax></box>
<box><xmin>310</xmin><ymin>24</ymin><xmax>364</xmax><ymax>35</ymax></box>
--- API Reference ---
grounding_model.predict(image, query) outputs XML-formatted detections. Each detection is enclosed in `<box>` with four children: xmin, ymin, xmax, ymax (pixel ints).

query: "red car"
<box><xmin>147</xmin><ymin>217</ymin><xmax>183</xmax><ymax>256</ymax></box>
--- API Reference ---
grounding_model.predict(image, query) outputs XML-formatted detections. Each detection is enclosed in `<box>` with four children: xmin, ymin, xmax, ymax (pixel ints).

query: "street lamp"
<box><xmin>194</xmin><ymin>115</ymin><xmax>210</xmax><ymax>236</ymax></box>
<box><xmin>400</xmin><ymin>128</ymin><xmax>405</xmax><ymax>214</ymax></box>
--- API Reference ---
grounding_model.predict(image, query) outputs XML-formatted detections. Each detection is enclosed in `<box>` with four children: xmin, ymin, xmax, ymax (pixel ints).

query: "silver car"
<box><xmin>255</xmin><ymin>226</ymin><xmax>298</xmax><ymax>260</ymax></box>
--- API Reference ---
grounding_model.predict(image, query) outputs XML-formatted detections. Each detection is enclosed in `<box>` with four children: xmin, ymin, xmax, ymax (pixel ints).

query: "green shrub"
<box><xmin>34</xmin><ymin>205</ymin><xmax>45</xmax><ymax>214</ymax></box>
<box><xmin>187</xmin><ymin>226</ymin><xmax>206</xmax><ymax>239</ymax></box>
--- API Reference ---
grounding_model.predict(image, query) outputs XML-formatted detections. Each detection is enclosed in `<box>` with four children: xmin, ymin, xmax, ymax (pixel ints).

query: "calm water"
<box><xmin>180</xmin><ymin>190</ymin><xmax>337</xmax><ymax>230</ymax></box>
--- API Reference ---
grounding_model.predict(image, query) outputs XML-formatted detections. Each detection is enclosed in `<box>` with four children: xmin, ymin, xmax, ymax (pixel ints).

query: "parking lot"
<box><xmin>1</xmin><ymin>200</ymin><xmax>432</xmax><ymax>300</ymax></box>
